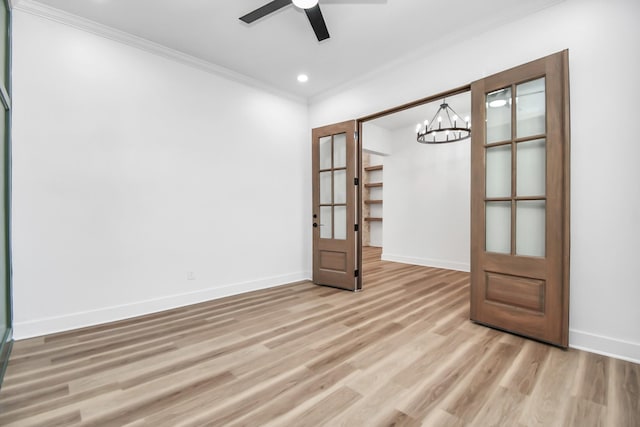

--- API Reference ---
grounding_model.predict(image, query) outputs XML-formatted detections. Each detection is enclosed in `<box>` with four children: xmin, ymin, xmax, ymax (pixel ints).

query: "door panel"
<box><xmin>312</xmin><ymin>121</ymin><xmax>360</xmax><ymax>291</ymax></box>
<box><xmin>470</xmin><ymin>51</ymin><xmax>570</xmax><ymax>347</ymax></box>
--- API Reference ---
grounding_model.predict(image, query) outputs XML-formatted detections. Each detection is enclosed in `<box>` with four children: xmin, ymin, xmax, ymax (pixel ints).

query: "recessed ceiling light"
<box><xmin>297</xmin><ymin>74</ymin><xmax>309</xmax><ymax>83</ymax></box>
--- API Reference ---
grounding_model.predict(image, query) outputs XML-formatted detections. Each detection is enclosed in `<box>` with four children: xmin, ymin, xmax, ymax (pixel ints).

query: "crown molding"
<box><xmin>13</xmin><ymin>0</ymin><xmax>307</xmax><ymax>105</ymax></box>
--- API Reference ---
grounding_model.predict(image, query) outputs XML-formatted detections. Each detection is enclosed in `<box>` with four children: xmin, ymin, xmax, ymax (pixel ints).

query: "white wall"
<box><xmin>362</xmin><ymin>122</ymin><xmax>392</xmax><ymax>155</ymax></box>
<box><xmin>12</xmin><ymin>11</ymin><xmax>311</xmax><ymax>338</ymax></box>
<box><xmin>383</xmin><ymin>127</ymin><xmax>470</xmax><ymax>271</ymax></box>
<box><xmin>310</xmin><ymin>0</ymin><xmax>640</xmax><ymax>363</ymax></box>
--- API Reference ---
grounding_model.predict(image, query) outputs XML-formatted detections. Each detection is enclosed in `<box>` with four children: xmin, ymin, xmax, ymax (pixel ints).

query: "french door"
<box><xmin>312</xmin><ymin>120</ymin><xmax>360</xmax><ymax>291</ymax></box>
<box><xmin>470</xmin><ymin>51</ymin><xmax>570</xmax><ymax>347</ymax></box>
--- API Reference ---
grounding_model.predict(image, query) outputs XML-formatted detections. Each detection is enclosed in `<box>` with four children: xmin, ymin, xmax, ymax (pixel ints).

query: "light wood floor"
<box><xmin>0</xmin><ymin>247</ymin><xmax>638</xmax><ymax>426</ymax></box>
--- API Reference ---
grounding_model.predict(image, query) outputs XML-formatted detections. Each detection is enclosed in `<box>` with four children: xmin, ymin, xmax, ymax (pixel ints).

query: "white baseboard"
<box><xmin>381</xmin><ymin>253</ymin><xmax>470</xmax><ymax>272</ymax></box>
<box><xmin>13</xmin><ymin>271</ymin><xmax>312</xmax><ymax>340</ymax></box>
<box><xmin>569</xmin><ymin>329</ymin><xmax>640</xmax><ymax>364</ymax></box>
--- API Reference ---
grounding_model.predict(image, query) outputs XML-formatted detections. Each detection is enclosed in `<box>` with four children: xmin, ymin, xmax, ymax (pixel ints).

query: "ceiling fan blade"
<box><xmin>305</xmin><ymin>5</ymin><xmax>330</xmax><ymax>41</ymax></box>
<box><xmin>240</xmin><ymin>0</ymin><xmax>292</xmax><ymax>24</ymax></box>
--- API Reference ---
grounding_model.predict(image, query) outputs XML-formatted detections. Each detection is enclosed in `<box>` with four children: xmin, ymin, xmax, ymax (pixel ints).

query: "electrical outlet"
<box><xmin>187</xmin><ymin>271</ymin><xmax>196</xmax><ymax>280</ymax></box>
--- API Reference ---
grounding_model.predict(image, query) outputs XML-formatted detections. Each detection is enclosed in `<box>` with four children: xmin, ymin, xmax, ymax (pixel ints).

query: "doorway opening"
<box><xmin>358</xmin><ymin>87</ymin><xmax>472</xmax><ymax>273</ymax></box>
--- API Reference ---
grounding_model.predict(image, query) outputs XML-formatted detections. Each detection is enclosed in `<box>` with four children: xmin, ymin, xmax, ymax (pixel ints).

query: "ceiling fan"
<box><xmin>240</xmin><ymin>0</ymin><xmax>330</xmax><ymax>42</ymax></box>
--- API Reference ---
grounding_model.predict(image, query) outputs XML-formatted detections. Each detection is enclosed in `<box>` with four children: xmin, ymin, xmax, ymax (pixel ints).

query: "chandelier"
<box><xmin>416</xmin><ymin>99</ymin><xmax>471</xmax><ymax>144</ymax></box>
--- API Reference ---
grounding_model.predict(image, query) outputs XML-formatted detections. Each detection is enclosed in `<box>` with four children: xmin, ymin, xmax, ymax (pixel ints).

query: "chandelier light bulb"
<box><xmin>416</xmin><ymin>124</ymin><xmax>421</xmax><ymax>133</ymax></box>
<box><xmin>292</xmin><ymin>0</ymin><xmax>319</xmax><ymax>9</ymax></box>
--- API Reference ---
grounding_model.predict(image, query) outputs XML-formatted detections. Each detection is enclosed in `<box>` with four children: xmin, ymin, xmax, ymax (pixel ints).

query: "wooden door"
<box><xmin>312</xmin><ymin>120</ymin><xmax>360</xmax><ymax>291</ymax></box>
<box><xmin>470</xmin><ymin>51</ymin><xmax>570</xmax><ymax>347</ymax></box>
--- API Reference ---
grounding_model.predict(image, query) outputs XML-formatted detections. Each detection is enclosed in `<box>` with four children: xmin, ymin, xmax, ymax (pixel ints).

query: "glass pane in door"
<box><xmin>334</xmin><ymin>206</ymin><xmax>347</xmax><ymax>240</ymax></box>
<box><xmin>486</xmin><ymin>145</ymin><xmax>511</xmax><ymax>198</ymax></box>
<box><xmin>486</xmin><ymin>87</ymin><xmax>512</xmax><ymax>143</ymax></box>
<box><xmin>333</xmin><ymin>133</ymin><xmax>347</xmax><ymax>168</ymax></box>
<box><xmin>517</xmin><ymin>78</ymin><xmax>546</xmax><ymax>138</ymax></box>
<box><xmin>516</xmin><ymin>200</ymin><xmax>546</xmax><ymax>256</ymax></box>
<box><xmin>319</xmin><ymin>136</ymin><xmax>332</xmax><ymax>170</ymax></box>
<box><xmin>486</xmin><ymin>201</ymin><xmax>511</xmax><ymax>254</ymax></box>
<box><xmin>517</xmin><ymin>138</ymin><xmax>546</xmax><ymax>196</ymax></box>
<box><xmin>333</xmin><ymin>169</ymin><xmax>346</xmax><ymax>204</ymax></box>
<box><xmin>320</xmin><ymin>171</ymin><xmax>332</xmax><ymax>204</ymax></box>
<box><xmin>320</xmin><ymin>206</ymin><xmax>332</xmax><ymax>239</ymax></box>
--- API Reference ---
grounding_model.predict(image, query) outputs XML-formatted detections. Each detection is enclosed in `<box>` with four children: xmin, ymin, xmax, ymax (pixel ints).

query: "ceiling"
<box><xmin>16</xmin><ymin>0</ymin><xmax>565</xmax><ymax>100</ymax></box>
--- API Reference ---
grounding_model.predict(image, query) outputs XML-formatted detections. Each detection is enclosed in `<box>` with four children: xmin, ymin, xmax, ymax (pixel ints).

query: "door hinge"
<box><xmin>354</xmin><ymin>177</ymin><xmax>359</xmax><ymax>185</ymax></box>
<box><xmin>354</xmin><ymin>269</ymin><xmax>359</xmax><ymax>277</ymax></box>
<box><xmin>354</xmin><ymin>224</ymin><xmax>359</xmax><ymax>232</ymax></box>
<box><xmin>354</xmin><ymin>131</ymin><xmax>359</xmax><ymax>142</ymax></box>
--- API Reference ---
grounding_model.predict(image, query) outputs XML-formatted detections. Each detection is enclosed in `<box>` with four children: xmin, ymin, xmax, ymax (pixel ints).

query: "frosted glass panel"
<box><xmin>516</xmin><ymin>201</ymin><xmax>546</xmax><ymax>257</ymax></box>
<box><xmin>517</xmin><ymin>78</ymin><xmax>546</xmax><ymax>138</ymax></box>
<box><xmin>333</xmin><ymin>133</ymin><xmax>347</xmax><ymax>168</ymax></box>
<box><xmin>319</xmin><ymin>136</ymin><xmax>332</xmax><ymax>169</ymax></box>
<box><xmin>486</xmin><ymin>202</ymin><xmax>511</xmax><ymax>254</ymax></box>
<box><xmin>486</xmin><ymin>145</ymin><xmax>511</xmax><ymax>198</ymax></box>
<box><xmin>486</xmin><ymin>87</ymin><xmax>512</xmax><ymax>143</ymax></box>
<box><xmin>334</xmin><ymin>206</ymin><xmax>347</xmax><ymax>240</ymax></box>
<box><xmin>517</xmin><ymin>139</ymin><xmax>546</xmax><ymax>196</ymax></box>
<box><xmin>320</xmin><ymin>206</ymin><xmax>332</xmax><ymax>239</ymax></box>
<box><xmin>334</xmin><ymin>169</ymin><xmax>346</xmax><ymax>204</ymax></box>
<box><xmin>320</xmin><ymin>171</ymin><xmax>332</xmax><ymax>204</ymax></box>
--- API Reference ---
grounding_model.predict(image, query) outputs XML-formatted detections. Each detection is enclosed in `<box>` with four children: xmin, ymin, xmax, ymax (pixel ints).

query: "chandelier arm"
<box><xmin>448</xmin><ymin>105</ymin><xmax>463</xmax><ymax>124</ymax></box>
<box><xmin>426</xmin><ymin>108</ymin><xmax>441</xmax><ymax>132</ymax></box>
<box><xmin>444</xmin><ymin>106</ymin><xmax>454</xmax><ymax>128</ymax></box>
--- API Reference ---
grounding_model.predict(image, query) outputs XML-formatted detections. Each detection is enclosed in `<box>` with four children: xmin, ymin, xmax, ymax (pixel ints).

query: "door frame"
<box><xmin>355</xmin><ymin>84</ymin><xmax>472</xmax><ymax>281</ymax></box>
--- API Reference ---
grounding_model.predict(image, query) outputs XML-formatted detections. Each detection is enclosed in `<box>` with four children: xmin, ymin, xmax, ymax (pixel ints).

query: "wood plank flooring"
<box><xmin>0</xmin><ymin>247</ymin><xmax>638</xmax><ymax>426</ymax></box>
